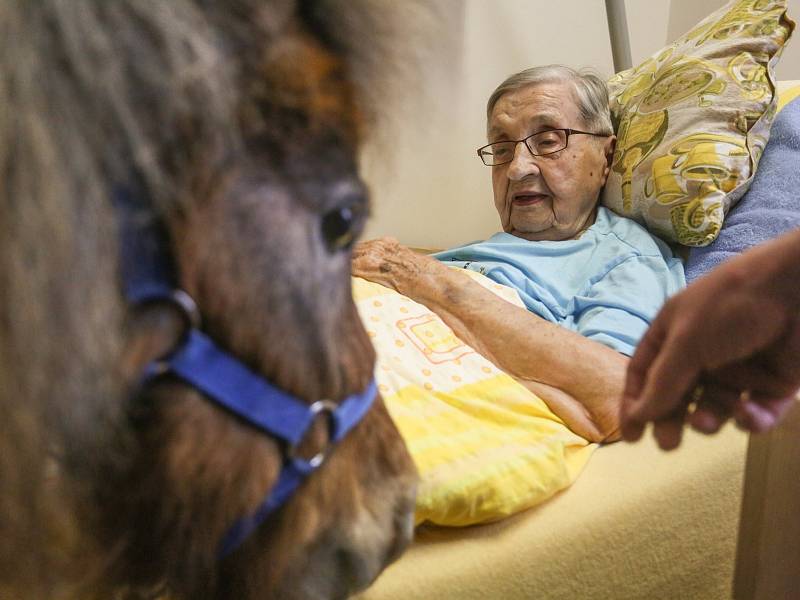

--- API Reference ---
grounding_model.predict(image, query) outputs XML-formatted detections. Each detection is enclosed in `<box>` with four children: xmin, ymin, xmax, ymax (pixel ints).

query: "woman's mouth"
<box><xmin>512</xmin><ymin>193</ymin><xmax>547</xmax><ymax>206</ymax></box>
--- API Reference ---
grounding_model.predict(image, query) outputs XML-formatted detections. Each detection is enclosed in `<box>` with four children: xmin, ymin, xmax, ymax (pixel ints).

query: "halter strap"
<box><xmin>113</xmin><ymin>186</ymin><xmax>377</xmax><ymax>559</ymax></box>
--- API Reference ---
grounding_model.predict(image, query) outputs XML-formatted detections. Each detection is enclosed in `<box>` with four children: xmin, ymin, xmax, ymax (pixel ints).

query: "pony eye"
<box><xmin>321</xmin><ymin>205</ymin><xmax>361</xmax><ymax>252</ymax></box>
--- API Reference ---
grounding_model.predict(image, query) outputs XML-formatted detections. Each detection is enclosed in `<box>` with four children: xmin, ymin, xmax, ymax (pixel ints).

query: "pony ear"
<box><xmin>300</xmin><ymin>0</ymin><xmax>450</xmax><ymax>136</ymax></box>
<box><xmin>120</xmin><ymin>303</ymin><xmax>188</xmax><ymax>382</ymax></box>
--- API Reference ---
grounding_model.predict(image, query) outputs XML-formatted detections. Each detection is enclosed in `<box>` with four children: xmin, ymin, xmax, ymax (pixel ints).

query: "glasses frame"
<box><xmin>476</xmin><ymin>128</ymin><xmax>609</xmax><ymax>166</ymax></box>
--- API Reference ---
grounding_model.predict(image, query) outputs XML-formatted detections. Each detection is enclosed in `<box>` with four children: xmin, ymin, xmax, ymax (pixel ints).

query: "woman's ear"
<box><xmin>604</xmin><ymin>135</ymin><xmax>617</xmax><ymax>168</ymax></box>
<box><xmin>602</xmin><ymin>135</ymin><xmax>617</xmax><ymax>181</ymax></box>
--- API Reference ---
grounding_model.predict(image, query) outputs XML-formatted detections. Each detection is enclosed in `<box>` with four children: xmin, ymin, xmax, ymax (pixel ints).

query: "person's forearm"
<box><xmin>397</xmin><ymin>263</ymin><xmax>626</xmax><ymax>441</ymax></box>
<box><xmin>619</xmin><ymin>227</ymin><xmax>800</xmax><ymax>447</ymax></box>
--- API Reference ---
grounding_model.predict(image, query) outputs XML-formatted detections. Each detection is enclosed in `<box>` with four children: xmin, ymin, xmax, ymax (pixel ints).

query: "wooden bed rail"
<box><xmin>733</xmin><ymin>398</ymin><xmax>800</xmax><ymax>599</ymax></box>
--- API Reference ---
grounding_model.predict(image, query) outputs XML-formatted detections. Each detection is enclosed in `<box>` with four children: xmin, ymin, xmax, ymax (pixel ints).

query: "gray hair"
<box><xmin>486</xmin><ymin>65</ymin><xmax>613</xmax><ymax>135</ymax></box>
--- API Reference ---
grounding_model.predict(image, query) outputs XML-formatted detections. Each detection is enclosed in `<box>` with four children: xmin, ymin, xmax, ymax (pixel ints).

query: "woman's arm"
<box><xmin>352</xmin><ymin>238</ymin><xmax>627</xmax><ymax>442</ymax></box>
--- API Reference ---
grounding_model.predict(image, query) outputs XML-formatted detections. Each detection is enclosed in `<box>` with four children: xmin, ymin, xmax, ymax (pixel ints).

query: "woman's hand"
<box><xmin>351</xmin><ymin>237</ymin><xmax>445</xmax><ymax>299</ymax></box>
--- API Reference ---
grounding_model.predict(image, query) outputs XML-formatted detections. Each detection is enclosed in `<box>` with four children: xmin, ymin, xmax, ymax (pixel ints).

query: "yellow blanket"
<box><xmin>353</xmin><ymin>272</ymin><xmax>595</xmax><ymax>526</ymax></box>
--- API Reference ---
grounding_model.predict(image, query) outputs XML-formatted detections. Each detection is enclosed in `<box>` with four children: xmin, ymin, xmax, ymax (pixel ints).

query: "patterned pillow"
<box><xmin>685</xmin><ymin>93</ymin><xmax>800</xmax><ymax>281</ymax></box>
<box><xmin>353</xmin><ymin>273</ymin><xmax>595</xmax><ymax>526</ymax></box>
<box><xmin>602</xmin><ymin>0</ymin><xmax>795</xmax><ymax>246</ymax></box>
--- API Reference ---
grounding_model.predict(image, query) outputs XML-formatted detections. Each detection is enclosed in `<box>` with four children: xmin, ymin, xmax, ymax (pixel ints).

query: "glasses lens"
<box><xmin>481</xmin><ymin>142</ymin><xmax>515</xmax><ymax>165</ymax></box>
<box><xmin>528</xmin><ymin>130</ymin><xmax>567</xmax><ymax>155</ymax></box>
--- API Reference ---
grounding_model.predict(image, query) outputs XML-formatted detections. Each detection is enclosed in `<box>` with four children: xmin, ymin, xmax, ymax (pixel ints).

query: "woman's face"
<box><xmin>488</xmin><ymin>81</ymin><xmax>616</xmax><ymax>241</ymax></box>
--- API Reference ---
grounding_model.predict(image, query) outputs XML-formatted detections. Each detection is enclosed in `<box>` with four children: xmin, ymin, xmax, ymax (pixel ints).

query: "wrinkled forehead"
<box><xmin>486</xmin><ymin>81</ymin><xmax>581</xmax><ymax>139</ymax></box>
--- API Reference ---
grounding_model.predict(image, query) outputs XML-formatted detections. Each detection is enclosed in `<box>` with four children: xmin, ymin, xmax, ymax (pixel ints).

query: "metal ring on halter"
<box><xmin>170</xmin><ymin>288</ymin><xmax>202</xmax><ymax>331</ymax></box>
<box><xmin>286</xmin><ymin>399</ymin><xmax>339</xmax><ymax>469</ymax></box>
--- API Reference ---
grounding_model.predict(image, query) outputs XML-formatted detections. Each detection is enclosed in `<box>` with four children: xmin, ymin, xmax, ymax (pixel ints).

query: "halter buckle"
<box><xmin>286</xmin><ymin>399</ymin><xmax>338</xmax><ymax>469</ymax></box>
<box><xmin>170</xmin><ymin>288</ymin><xmax>202</xmax><ymax>331</ymax></box>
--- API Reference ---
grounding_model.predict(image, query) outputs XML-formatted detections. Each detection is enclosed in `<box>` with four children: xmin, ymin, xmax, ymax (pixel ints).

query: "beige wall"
<box><xmin>361</xmin><ymin>1</ymin><xmax>615</xmax><ymax>249</ymax></box>
<box><xmin>626</xmin><ymin>0</ymin><xmax>800</xmax><ymax>78</ymax></box>
<box><xmin>362</xmin><ymin>0</ymin><xmax>800</xmax><ymax>249</ymax></box>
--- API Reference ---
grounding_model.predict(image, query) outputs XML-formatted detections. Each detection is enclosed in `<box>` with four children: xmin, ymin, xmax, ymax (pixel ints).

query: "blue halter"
<box><xmin>114</xmin><ymin>187</ymin><xmax>377</xmax><ymax>559</ymax></box>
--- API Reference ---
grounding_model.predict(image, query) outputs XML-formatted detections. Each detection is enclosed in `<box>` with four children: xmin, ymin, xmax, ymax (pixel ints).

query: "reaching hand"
<box><xmin>620</xmin><ymin>231</ymin><xmax>800</xmax><ymax>450</ymax></box>
<box><xmin>351</xmin><ymin>237</ymin><xmax>444</xmax><ymax>299</ymax></box>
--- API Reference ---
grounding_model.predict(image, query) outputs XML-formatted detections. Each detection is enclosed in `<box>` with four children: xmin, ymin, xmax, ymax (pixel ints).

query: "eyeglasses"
<box><xmin>477</xmin><ymin>128</ymin><xmax>608</xmax><ymax>166</ymax></box>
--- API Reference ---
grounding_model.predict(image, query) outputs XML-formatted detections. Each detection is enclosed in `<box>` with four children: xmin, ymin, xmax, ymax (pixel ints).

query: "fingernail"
<box><xmin>620</xmin><ymin>420</ymin><xmax>644</xmax><ymax>442</ymax></box>
<box><xmin>690</xmin><ymin>411</ymin><xmax>722</xmax><ymax>434</ymax></box>
<box><xmin>655</xmin><ymin>433</ymin><xmax>681</xmax><ymax>451</ymax></box>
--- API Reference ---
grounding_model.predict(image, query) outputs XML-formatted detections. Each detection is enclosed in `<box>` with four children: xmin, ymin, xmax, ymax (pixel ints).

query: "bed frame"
<box><xmin>733</xmin><ymin>402</ymin><xmax>800</xmax><ymax>598</ymax></box>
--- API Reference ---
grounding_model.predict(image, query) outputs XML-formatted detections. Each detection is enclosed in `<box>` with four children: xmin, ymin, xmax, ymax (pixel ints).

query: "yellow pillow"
<box><xmin>602</xmin><ymin>0</ymin><xmax>795</xmax><ymax>246</ymax></box>
<box><xmin>353</xmin><ymin>273</ymin><xmax>595</xmax><ymax>526</ymax></box>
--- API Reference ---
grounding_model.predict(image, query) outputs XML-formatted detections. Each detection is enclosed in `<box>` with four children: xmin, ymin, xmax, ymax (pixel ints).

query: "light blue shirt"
<box><xmin>433</xmin><ymin>207</ymin><xmax>686</xmax><ymax>356</ymax></box>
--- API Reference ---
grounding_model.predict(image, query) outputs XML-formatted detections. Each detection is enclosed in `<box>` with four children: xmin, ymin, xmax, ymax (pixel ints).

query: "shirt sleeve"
<box><xmin>564</xmin><ymin>254</ymin><xmax>686</xmax><ymax>356</ymax></box>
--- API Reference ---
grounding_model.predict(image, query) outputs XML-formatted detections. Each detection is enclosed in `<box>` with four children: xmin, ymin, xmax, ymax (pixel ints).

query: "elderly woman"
<box><xmin>353</xmin><ymin>65</ymin><xmax>685</xmax><ymax>443</ymax></box>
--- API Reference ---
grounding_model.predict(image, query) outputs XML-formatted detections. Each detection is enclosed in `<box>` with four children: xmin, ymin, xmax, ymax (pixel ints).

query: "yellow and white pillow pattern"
<box><xmin>353</xmin><ymin>272</ymin><xmax>595</xmax><ymax>527</ymax></box>
<box><xmin>777</xmin><ymin>79</ymin><xmax>800</xmax><ymax>111</ymax></box>
<box><xmin>602</xmin><ymin>0</ymin><xmax>794</xmax><ymax>246</ymax></box>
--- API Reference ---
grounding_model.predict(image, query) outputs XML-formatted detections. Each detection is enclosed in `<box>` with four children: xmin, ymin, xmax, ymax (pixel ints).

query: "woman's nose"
<box><xmin>506</xmin><ymin>142</ymin><xmax>541</xmax><ymax>180</ymax></box>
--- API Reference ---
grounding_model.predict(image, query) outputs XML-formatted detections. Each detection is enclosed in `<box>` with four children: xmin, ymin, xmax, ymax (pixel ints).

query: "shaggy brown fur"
<box><xmin>0</xmin><ymin>1</ymin><xmax>432</xmax><ymax>598</ymax></box>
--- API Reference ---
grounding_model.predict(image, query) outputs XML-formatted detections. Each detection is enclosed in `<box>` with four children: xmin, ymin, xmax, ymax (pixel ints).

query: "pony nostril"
<box><xmin>386</xmin><ymin>502</ymin><xmax>415</xmax><ymax>565</ymax></box>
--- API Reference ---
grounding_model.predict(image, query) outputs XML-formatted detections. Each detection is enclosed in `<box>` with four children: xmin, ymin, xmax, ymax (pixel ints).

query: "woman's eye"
<box><xmin>321</xmin><ymin>205</ymin><xmax>361</xmax><ymax>253</ymax></box>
